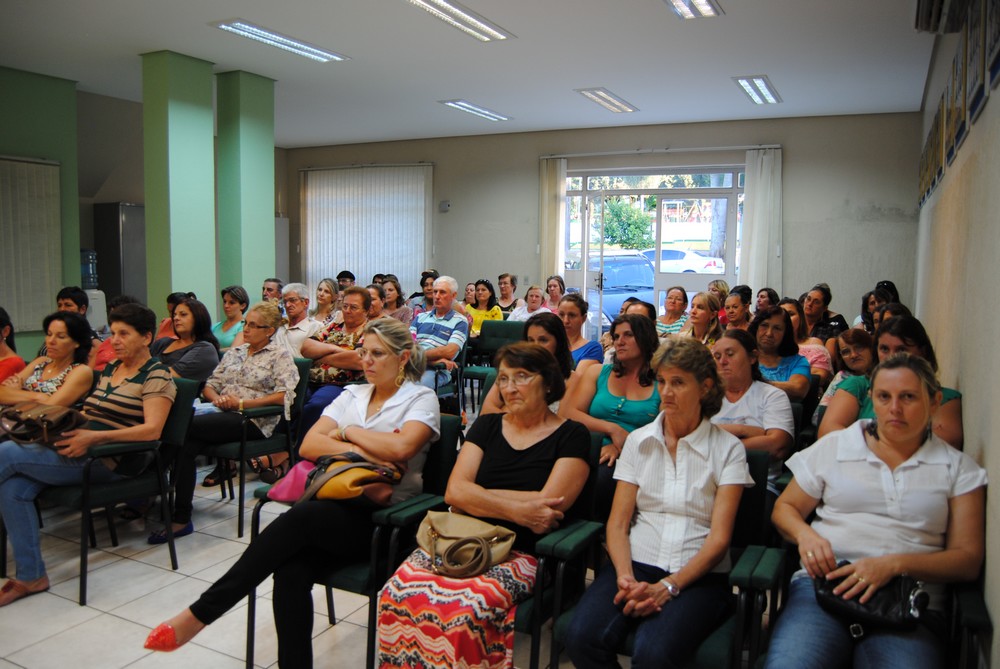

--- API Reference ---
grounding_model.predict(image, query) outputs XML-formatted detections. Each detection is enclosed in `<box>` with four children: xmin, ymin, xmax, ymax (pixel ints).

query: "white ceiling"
<box><xmin>2</xmin><ymin>0</ymin><xmax>935</xmax><ymax>148</ymax></box>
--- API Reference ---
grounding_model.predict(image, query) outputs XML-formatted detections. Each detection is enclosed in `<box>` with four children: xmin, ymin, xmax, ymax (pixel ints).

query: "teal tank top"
<box><xmin>588</xmin><ymin>364</ymin><xmax>660</xmax><ymax>444</ymax></box>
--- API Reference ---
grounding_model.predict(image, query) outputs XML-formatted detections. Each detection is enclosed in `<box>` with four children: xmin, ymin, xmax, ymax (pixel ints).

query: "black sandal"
<box><xmin>259</xmin><ymin>457</ymin><xmax>290</xmax><ymax>484</ymax></box>
<box><xmin>249</xmin><ymin>455</ymin><xmax>274</xmax><ymax>474</ymax></box>
<box><xmin>201</xmin><ymin>462</ymin><xmax>237</xmax><ymax>487</ymax></box>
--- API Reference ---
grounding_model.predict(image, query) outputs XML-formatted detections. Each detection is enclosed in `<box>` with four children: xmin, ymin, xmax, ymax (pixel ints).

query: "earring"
<box><xmin>395</xmin><ymin>365</ymin><xmax>405</xmax><ymax>387</ymax></box>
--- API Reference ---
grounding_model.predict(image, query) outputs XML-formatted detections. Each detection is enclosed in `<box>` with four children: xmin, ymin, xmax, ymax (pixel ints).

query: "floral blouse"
<box><xmin>308</xmin><ymin>320</ymin><xmax>366</xmax><ymax>386</ymax></box>
<box><xmin>205</xmin><ymin>340</ymin><xmax>300</xmax><ymax>437</ymax></box>
<box><xmin>23</xmin><ymin>360</ymin><xmax>84</xmax><ymax>395</ymax></box>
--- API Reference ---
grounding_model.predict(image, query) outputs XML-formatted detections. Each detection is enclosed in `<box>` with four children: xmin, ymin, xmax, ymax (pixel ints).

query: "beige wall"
<box><xmin>284</xmin><ymin>113</ymin><xmax>921</xmax><ymax>316</ymax></box>
<box><xmin>919</xmin><ymin>34</ymin><xmax>999</xmax><ymax>667</ymax></box>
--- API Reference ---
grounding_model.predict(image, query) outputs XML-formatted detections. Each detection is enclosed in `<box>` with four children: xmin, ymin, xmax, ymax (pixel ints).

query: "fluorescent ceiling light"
<box><xmin>575</xmin><ymin>88</ymin><xmax>638</xmax><ymax>113</ymax></box>
<box><xmin>733</xmin><ymin>75</ymin><xmax>782</xmax><ymax>104</ymax></box>
<box><xmin>664</xmin><ymin>0</ymin><xmax>723</xmax><ymax>19</ymax></box>
<box><xmin>213</xmin><ymin>19</ymin><xmax>349</xmax><ymax>62</ymax></box>
<box><xmin>405</xmin><ymin>0</ymin><xmax>515</xmax><ymax>41</ymax></box>
<box><xmin>439</xmin><ymin>99</ymin><xmax>511</xmax><ymax>121</ymax></box>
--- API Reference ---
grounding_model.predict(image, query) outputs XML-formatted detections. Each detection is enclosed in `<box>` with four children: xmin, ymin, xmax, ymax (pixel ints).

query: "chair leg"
<box><xmin>79</xmin><ymin>507</ymin><xmax>90</xmax><ymax>606</ymax></box>
<box><xmin>237</xmin><ymin>462</ymin><xmax>247</xmax><ymax>538</ymax></box>
<box><xmin>245</xmin><ymin>586</ymin><xmax>257</xmax><ymax>669</ymax></box>
<box><xmin>326</xmin><ymin>586</ymin><xmax>336</xmax><ymax>625</ymax></box>
<box><xmin>87</xmin><ymin>513</ymin><xmax>98</xmax><ymax>548</ymax></box>
<box><xmin>366</xmin><ymin>590</ymin><xmax>379</xmax><ymax>669</ymax></box>
<box><xmin>105</xmin><ymin>506</ymin><xmax>119</xmax><ymax>547</ymax></box>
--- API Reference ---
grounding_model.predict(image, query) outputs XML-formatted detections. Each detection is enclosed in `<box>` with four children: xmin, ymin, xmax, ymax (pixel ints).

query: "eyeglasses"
<box><xmin>496</xmin><ymin>372</ymin><xmax>537</xmax><ymax>389</ymax></box>
<box><xmin>243</xmin><ymin>321</ymin><xmax>273</xmax><ymax>330</ymax></box>
<box><xmin>341</xmin><ymin>303</ymin><xmax>365</xmax><ymax>312</ymax></box>
<box><xmin>358</xmin><ymin>348</ymin><xmax>391</xmax><ymax>361</ymax></box>
<box><xmin>282</xmin><ymin>297</ymin><xmax>303</xmax><ymax>305</ymax></box>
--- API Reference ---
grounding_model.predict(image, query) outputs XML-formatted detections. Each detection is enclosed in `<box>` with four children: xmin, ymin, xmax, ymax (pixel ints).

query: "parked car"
<box><xmin>641</xmin><ymin>247</ymin><xmax>724</xmax><ymax>274</ymax></box>
<box><xmin>585</xmin><ymin>251</ymin><xmax>656</xmax><ymax>327</ymax></box>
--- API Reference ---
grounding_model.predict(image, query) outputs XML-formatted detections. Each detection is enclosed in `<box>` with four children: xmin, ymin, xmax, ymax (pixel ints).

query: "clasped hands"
<box><xmin>799</xmin><ymin>533</ymin><xmax>894</xmax><ymax>604</ymax></box>
<box><xmin>613</xmin><ymin>575</ymin><xmax>671</xmax><ymax>617</ymax></box>
<box><xmin>212</xmin><ymin>394</ymin><xmax>243</xmax><ymax>411</ymax></box>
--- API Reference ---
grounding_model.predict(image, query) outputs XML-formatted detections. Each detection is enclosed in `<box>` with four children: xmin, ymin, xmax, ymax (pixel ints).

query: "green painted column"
<box><xmin>141</xmin><ymin>51</ymin><xmax>216</xmax><ymax>314</ymax></box>
<box><xmin>216</xmin><ymin>70</ymin><xmax>275</xmax><ymax>295</ymax></box>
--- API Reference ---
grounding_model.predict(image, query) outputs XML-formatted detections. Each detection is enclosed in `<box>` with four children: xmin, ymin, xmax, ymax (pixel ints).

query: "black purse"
<box><xmin>813</xmin><ymin>560</ymin><xmax>929</xmax><ymax>639</ymax></box>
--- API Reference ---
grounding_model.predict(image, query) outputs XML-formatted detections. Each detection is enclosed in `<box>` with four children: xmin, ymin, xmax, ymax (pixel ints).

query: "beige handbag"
<box><xmin>416</xmin><ymin>510</ymin><xmax>516</xmax><ymax>578</ymax></box>
<box><xmin>0</xmin><ymin>401</ymin><xmax>87</xmax><ymax>447</ymax></box>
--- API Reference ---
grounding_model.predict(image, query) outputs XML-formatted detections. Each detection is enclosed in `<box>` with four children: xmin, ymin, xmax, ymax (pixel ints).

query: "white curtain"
<box><xmin>301</xmin><ymin>165</ymin><xmax>432</xmax><ymax>293</ymax></box>
<box><xmin>0</xmin><ymin>158</ymin><xmax>62</xmax><ymax>333</ymax></box>
<box><xmin>740</xmin><ymin>148</ymin><xmax>783</xmax><ymax>294</ymax></box>
<box><xmin>538</xmin><ymin>158</ymin><xmax>567</xmax><ymax>282</ymax></box>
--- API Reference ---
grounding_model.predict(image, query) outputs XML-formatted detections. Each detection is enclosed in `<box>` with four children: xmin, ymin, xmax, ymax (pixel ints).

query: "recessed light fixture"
<box><xmin>733</xmin><ymin>76</ymin><xmax>782</xmax><ymax>104</ymax></box>
<box><xmin>439</xmin><ymin>99</ymin><xmax>511</xmax><ymax>121</ymax></box>
<box><xmin>213</xmin><ymin>19</ymin><xmax>349</xmax><ymax>62</ymax></box>
<box><xmin>575</xmin><ymin>87</ymin><xmax>638</xmax><ymax>113</ymax></box>
<box><xmin>405</xmin><ymin>0</ymin><xmax>515</xmax><ymax>42</ymax></box>
<box><xmin>664</xmin><ymin>0</ymin><xmax>723</xmax><ymax>19</ymax></box>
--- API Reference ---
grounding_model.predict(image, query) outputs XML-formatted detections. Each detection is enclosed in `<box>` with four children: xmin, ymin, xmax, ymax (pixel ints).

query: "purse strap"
<box><xmin>434</xmin><ymin>536</ymin><xmax>493</xmax><ymax>578</ymax></box>
<box><xmin>294</xmin><ymin>461</ymin><xmax>387</xmax><ymax>507</ymax></box>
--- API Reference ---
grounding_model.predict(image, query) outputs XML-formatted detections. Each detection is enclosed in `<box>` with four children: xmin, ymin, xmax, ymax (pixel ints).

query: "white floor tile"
<box><xmin>0</xmin><ymin>588</ymin><xmax>102</xmax><ymax>656</ymax></box>
<box><xmin>48</xmin><ymin>557</ymin><xmax>187</xmax><ymax>612</ymax></box>
<box><xmin>128</xmin><ymin>643</ymin><xmax>248</xmax><ymax>669</ymax></box>
<box><xmin>7</xmin><ymin>613</ymin><xmax>151</xmax><ymax>669</ymax></box>
<box><xmin>109</xmin><ymin>577</ymin><xmax>218</xmax><ymax>629</ymax></box>
<box><xmin>131</xmin><ymin>531</ymin><xmax>247</xmax><ymax>576</ymax></box>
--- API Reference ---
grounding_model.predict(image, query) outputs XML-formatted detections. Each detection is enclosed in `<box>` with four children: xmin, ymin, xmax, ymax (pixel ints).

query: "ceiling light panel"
<box><xmin>575</xmin><ymin>88</ymin><xmax>638</xmax><ymax>113</ymax></box>
<box><xmin>213</xmin><ymin>20</ymin><xmax>349</xmax><ymax>62</ymax></box>
<box><xmin>664</xmin><ymin>0</ymin><xmax>723</xmax><ymax>19</ymax></box>
<box><xmin>733</xmin><ymin>76</ymin><xmax>782</xmax><ymax>104</ymax></box>
<box><xmin>439</xmin><ymin>99</ymin><xmax>511</xmax><ymax>121</ymax></box>
<box><xmin>405</xmin><ymin>0</ymin><xmax>515</xmax><ymax>41</ymax></box>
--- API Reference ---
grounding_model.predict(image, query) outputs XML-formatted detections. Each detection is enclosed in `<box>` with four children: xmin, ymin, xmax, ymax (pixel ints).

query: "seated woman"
<box><xmin>565</xmin><ymin>337</ymin><xmax>754</xmax><ymax>669</ymax></box>
<box><xmin>545</xmin><ymin>274</ymin><xmax>566</xmax><ymax>312</ymax></box>
<box><xmin>711</xmin><ymin>330</ymin><xmax>794</xmax><ymax>497</ymax></box>
<box><xmin>310</xmin><ymin>277</ymin><xmax>339</xmax><ymax>327</ymax></box>
<box><xmin>465</xmin><ymin>279</ymin><xmax>504</xmax><ymax>338</ymax></box>
<box><xmin>0</xmin><ymin>307</ymin><xmax>25</xmax><ymax>382</ymax></box>
<box><xmin>381</xmin><ymin>277</ymin><xmax>413</xmax><ymax>326</ymax></box>
<box><xmin>820</xmin><ymin>315</ymin><xmax>963</xmax><ymax>448</ymax></box>
<box><xmin>479</xmin><ymin>312</ymin><xmax>575</xmax><ymax>415</ymax></box>
<box><xmin>367</xmin><ymin>283</ymin><xmax>387</xmax><ymax>320</ymax></box>
<box><xmin>0</xmin><ymin>304</ymin><xmax>175</xmax><ymax>607</ymax></box>
<box><xmin>812</xmin><ymin>328</ymin><xmax>874</xmax><ymax>426</ymax></box>
<box><xmin>0</xmin><ymin>311</ymin><xmax>94</xmax><ymax>408</ymax></box>
<box><xmin>756</xmin><ymin>287</ymin><xmax>779</xmax><ymax>315</ymax></box>
<box><xmin>159</xmin><ymin>301</ymin><xmax>299</xmax><ymax>536</ymax></box>
<box><xmin>155</xmin><ymin>291</ymin><xmax>195</xmax><ymax>341</ymax></box>
<box><xmin>853</xmin><ymin>287</ymin><xmax>892</xmax><ymax>333</ymax></box>
<box><xmin>496</xmin><ymin>272</ymin><xmax>525</xmax><ymax>315</ymax></box>
<box><xmin>211</xmin><ymin>285</ymin><xmax>249</xmax><ymax>351</ymax></box>
<box><xmin>802</xmin><ymin>283</ymin><xmax>850</xmax><ymax>359</ymax></box>
<box><xmin>764</xmin><ymin>354</ymin><xmax>986</xmax><ymax>669</ymax></box>
<box><xmin>679</xmin><ymin>292</ymin><xmax>723</xmax><ymax>346</ymax></box>
<box><xmin>558</xmin><ymin>294</ymin><xmax>604</xmax><ymax>371</ymax></box>
<box><xmin>708</xmin><ymin>279</ymin><xmax>730</xmax><ymax>327</ymax></box>
<box><xmin>657</xmin><ymin>286</ymin><xmax>689</xmax><ymax>336</ymax></box>
<box><xmin>561</xmin><ymin>314</ymin><xmax>660</xmax><ymax>521</ymax></box>
<box><xmin>872</xmin><ymin>301</ymin><xmax>912</xmax><ymax>333</ymax></box>
<box><xmin>750</xmin><ymin>306</ymin><xmax>811</xmax><ymax>401</ymax></box>
<box><xmin>508</xmin><ymin>284</ymin><xmax>552</xmax><ymax>322</ymax></box>
<box><xmin>378</xmin><ymin>342</ymin><xmax>590</xmax><ymax>667</ymax></box>
<box><xmin>724</xmin><ymin>290</ymin><xmax>752</xmax><ymax>332</ymax></box>
<box><xmin>150</xmin><ymin>298</ymin><xmax>221</xmax><ymax>383</ymax></box>
<box><xmin>779</xmin><ymin>297</ymin><xmax>833</xmax><ymax>389</ymax></box>
<box><xmin>144</xmin><ymin>318</ymin><xmax>439</xmax><ymax>667</ymax></box>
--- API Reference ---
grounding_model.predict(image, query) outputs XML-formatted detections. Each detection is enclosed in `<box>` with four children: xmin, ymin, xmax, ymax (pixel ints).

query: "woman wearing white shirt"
<box><xmin>764</xmin><ymin>354</ymin><xmax>986</xmax><ymax>669</ymax></box>
<box><xmin>566</xmin><ymin>337</ymin><xmax>753</xmax><ymax>669</ymax></box>
<box><xmin>508</xmin><ymin>284</ymin><xmax>552</xmax><ymax>322</ymax></box>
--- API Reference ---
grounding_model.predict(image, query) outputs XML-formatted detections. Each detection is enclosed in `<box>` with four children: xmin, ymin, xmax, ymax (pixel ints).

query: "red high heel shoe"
<box><xmin>144</xmin><ymin>623</ymin><xmax>181</xmax><ymax>652</ymax></box>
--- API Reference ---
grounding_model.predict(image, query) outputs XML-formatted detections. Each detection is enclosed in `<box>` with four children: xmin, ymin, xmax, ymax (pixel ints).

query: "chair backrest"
<box><xmin>160</xmin><ymin>378</ymin><xmax>201</xmax><ymax>446</ymax></box>
<box><xmin>480</xmin><ymin>368</ymin><xmax>499</xmax><ymax>399</ymax></box>
<box><xmin>731</xmin><ymin>449</ymin><xmax>770</xmax><ymax>550</ymax></box>
<box><xmin>422</xmin><ymin>414</ymin><xmax>464</xmax><ymax>496</ymax></box>
<box><xmin>475</xmin><ymin>319</ymin><xmax>526</xmax><ymax>365</ymax></box>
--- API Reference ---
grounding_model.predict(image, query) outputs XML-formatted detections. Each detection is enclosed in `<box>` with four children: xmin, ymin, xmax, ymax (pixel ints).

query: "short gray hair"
<box><xmin>282</xmin><ymin>282</ymin><xmax>308</xmax><ymax>298</ymax></box>
<box><xmin>434</xmin><ymin>275</ymin><xmax>459</xmax><ymax>294</ymax></box>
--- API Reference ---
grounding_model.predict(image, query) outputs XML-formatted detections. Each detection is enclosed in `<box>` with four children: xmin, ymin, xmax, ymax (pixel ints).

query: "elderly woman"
<box><xmin>711</xmin><ymin>329</ymin><xmax>794</xmax><ymax>497</ymax></box>
<box><xmin>750</xmin><ymin>306</ymin><xmax>810</xmax><ymax>401</ymax></box>
<box><xmin>150</xmin><ymin>298</ymin><xmax>221</xmax><ymax>382</ymax></box>
<box><xmin>0</xmin><ymin>304</ymin><xmax>175</xmax><ymax>607</ymax></box>
<box><xmin>566</xmin><ymin>338</ymin><xmax>753</xmax><ymax>668</ymax></box>
<box><xmin>508</xmin><ymin>285</ymin><xmax>552</xmax><ymax>322</ymax></box>
<box><xmin>724</xmin><ymin>290</ymin><xmax>753</xmax><ymax>332</ymax></box>
<box><xmin>561</xmin><ymin>314</ymin><xmax>661</xmax><ymax>520</ymax></box>
<box><xmin>0</xmin><ymin>307</ymin><xmax>25</xmax><ymax>382</ymax></box>
<box><xmin>813</xmin><ymin>328</ymin><xmax>874</xmax><ymax>426</ymax></box>
<box><xmin>680</xmin><ymin>292</ymin><xmax>723</xmax><ymax>346</ymax></box>
<box><xmin>378</xmin><ymin>342</ymin><xmax>590</xmax><ymax>667</ymax></box>
<box><xmin>145</xmin><ymin>318</ymin><xmax>439</xmax><ymax>668</ymax></box>
<box><xmin>211</xmin><ymin>285</ymin><xmax>249</xmax><ymax>351</ymax></box>
<box><xmin>465</xmin><ymin>279</ymin><xmax>504</xmax><ymax>337</ymax></box>
<box><xmin>545</xmin><ymin>275</ymin><xmax>566</xmax><ymax>312</ymax></box>
<box><xmin>382</xmin><ymin>276</ymin><xmax>413</xmax><ymax>325</ymax></box>
<box><xmin>496</xmin><ymin>272</ymin><xmax>525</xmax><ymax>314</ymax></box>
<box><xmin>657</xmin><ymin>286</ymin><xmax>689</xmax><ymax>337</ymax></box>
<box><xmin>367</xmin><ymin>283</ymin><xmax>387</xmax><ymax>320</ymax></box>
<box><xmin>779</xmin><ymin>297</ymin><xmax>833</xmax><ymax>389</ymax></box>
<box><xmin>820</xmin><ymin>315</ymin><xmax>963</xmax><ymax>448</ymax></box>
<box><xmin>558</xmin><ymin>293</ymin><xmax>604</xmax><ymax>370</ymax></box>
<box><xmin>0</xmin><ymin>311</ymin><xmax>94</xmax><ymax>408</ymax></box>
<box><xmin>764</xmin><ymin>354</ymin><xmax>987</xmax><ymax>668</ymax></box>
<box><xmin>156</xmin><ymin>301</ymin><xmax>299</xmax><ymax>539</ymax></box>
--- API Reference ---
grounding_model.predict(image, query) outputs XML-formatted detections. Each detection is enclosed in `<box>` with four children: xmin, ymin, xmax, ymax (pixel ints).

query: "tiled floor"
<box><xmin>1</xmin><ymin>461</ymin><xmax>584</xmax><ymax>668</ymax></box>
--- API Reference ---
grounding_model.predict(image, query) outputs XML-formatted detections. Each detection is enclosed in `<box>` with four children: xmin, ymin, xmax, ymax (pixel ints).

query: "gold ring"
<box><xmin>806</xmin><ymin>551</ymin><xmax>814</xmax><ymax>559</ymax></box>
<box><xmin>857</xmin><ymin>576</ymin><xmax>866</xmax><ymax>583</ymax></box>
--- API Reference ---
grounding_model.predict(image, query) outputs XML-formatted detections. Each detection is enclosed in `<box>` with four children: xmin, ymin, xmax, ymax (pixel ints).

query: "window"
<box><xmin>301</xmin><ymin>165</ymin><xmax>432</xmax><ymax>290</ymax></box>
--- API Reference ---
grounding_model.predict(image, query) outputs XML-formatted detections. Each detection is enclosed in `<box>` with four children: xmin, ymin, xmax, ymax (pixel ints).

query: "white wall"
<box><xmin>284</xmin><ymin>113</ymin><xmax>921</xmax><ymax>318</ymax></box>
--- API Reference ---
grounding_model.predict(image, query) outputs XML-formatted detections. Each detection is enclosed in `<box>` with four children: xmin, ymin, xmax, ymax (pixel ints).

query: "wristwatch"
<box><xmin>660</xmin><ymin>577</ymin><xmax>680</xmax><ymax>597</ymax></box>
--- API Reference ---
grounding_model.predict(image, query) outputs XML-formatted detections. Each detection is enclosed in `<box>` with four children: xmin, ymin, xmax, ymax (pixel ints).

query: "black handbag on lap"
<box><xmin>813</xmin><ymin>560</ymin><xmax>929</xmax><ymax>638</ymax></box>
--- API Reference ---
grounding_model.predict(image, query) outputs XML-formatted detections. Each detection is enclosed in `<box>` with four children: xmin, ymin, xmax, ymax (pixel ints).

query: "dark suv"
<box><xmin>584</xmin><ymin>252</ymin><xmax>656</xmax><ymax>326</ymax></box>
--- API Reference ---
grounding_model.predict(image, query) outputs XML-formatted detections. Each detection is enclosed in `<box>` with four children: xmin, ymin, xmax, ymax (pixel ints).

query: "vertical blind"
<box><xmin>301</xmin><ymin>165</ymin><xmax>432</xmax><ymax>292</ymax></box>
<box><xmin>0</xmin><ymin>157</ymin><xmax>62</xmax><ymax>334</ymax></box>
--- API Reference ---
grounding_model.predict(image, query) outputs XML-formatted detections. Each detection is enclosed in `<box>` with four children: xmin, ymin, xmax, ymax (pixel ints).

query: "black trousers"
<box><xmin>189</xmin><ymin>499</ymin><xmax>376</xmax><ymax>668</ymax></box>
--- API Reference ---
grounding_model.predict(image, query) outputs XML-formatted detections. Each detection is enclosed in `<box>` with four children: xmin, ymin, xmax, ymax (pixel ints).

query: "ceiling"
<box><xmin>2</xmin><ymin>0</ymin><xmax>935</xmax><ymax>148</ymax></box>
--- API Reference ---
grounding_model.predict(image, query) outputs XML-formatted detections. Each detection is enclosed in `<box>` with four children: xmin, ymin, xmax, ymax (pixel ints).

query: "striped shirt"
<box><xmin>410</xmin><ymin>309</ymin><xmax>469</xmax><ymax>359</ymax></box>
<box><xmin>83</xmin><ymin>358</ymin><xmax>176</xmax><ymax>430</ymax></box>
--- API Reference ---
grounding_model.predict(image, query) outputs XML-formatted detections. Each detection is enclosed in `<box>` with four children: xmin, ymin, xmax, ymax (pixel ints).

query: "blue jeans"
<box><xmin>419</xmin><ymin>368</ymin><xmax>452</xmax><ymax>392</ymax></box>
<box><xmin>764</xmin><ymin>577</ymin><xmax>946</xmax><ymax>669</ymax></box>
<box><xmin>566</xmin><ymin>561</ymin><xmax>731</xmax><ymax>669</ymax></box>
<box><xmin>0</xmin><ymin>439</ymin><xmax>120</xmax><ymax>580</ymax></box>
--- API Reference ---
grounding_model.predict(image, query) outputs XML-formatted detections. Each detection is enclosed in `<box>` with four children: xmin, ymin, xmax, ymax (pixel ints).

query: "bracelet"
<box><xmin>339</xmin><ymin>426</ymin><xmax>349</xmax><ymax>442</ymax></box>
<box><xmin>238</xmin><ymin>398</ymin><xmax>244</xmax><ymax>412</ymax></box>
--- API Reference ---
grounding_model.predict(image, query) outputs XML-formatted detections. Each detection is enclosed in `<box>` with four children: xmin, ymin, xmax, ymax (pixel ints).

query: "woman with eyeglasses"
<box><xmin>152</xmin><ymin>301</ymin><xmax>299</xmax><ymax>542</ymax></box>
<box><xmin>145</xmin><ymin>319</ymin><xmax>440</xmax><ymax>668</ymax></box>
<box><xmin>561</xmin><ymin>314</ymin><xmax>661</xmax><ymax>521</ymax></box>
<box><xmin>465</xmin><ymin>279</ymin><xmax>504</xmax><ymax>338</ymax></box>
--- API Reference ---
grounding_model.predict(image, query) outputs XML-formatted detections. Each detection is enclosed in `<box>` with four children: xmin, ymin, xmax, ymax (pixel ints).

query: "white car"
<box><xmin>642</xmin><ymin>248</ymin><xmax>724</xmax><ymax>274</ymax></box>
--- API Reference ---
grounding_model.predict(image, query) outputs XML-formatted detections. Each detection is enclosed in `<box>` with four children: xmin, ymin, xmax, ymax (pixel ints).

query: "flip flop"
<box><xmin>0</xmin><ymin>578</ymin><xmax>49</xmax><ymax>607</ymax></box>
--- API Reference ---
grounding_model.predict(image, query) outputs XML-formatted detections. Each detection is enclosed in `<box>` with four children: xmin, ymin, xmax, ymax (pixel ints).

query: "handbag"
<box><xmin>266</xmin><ymin>460</ymin><xmax>316</xmax><ymax>503</ymax></box>
<box><xmin>416</xmin><ymin>510</ymin><xmax>516</xmax><ymax>578</ymax></box>
<box><xmin>0</xmin><ymin>401</ymin><xmax>87</xmax><ymax>447</ymax></box>
<box><xmin>813</xmin><ymin>560</ymin><xmax>929</xmax><ymax>638</ymax></box>
<box><xmin>293</xmin><ymin>451</ymin><xmax>402</xmax><ymax>507</ymax></box>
